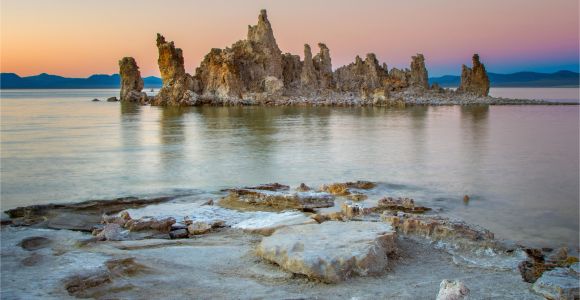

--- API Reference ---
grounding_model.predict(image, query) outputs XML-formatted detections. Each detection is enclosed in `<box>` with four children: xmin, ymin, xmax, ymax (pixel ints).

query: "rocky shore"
<box><xmin>114</xmin><ymin>10</ymin><xmax>558</xmax><ymax>107</ymax></box>
<box><xmin>2</xmin><ymin>181</ymin><xmax>578</xmax><ymax>299</ymax></box>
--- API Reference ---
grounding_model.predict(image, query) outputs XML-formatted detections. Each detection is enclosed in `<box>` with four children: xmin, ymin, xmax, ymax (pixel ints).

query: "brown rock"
<box><xmin>409</xmin><ymin>54</ymin><xmax>429</xmax><ymax>89</ymax></box>
<box><xmin>457</xmin><ymin>54</ymin><xmax>490</xmax><ymax>96</ymax></box>
<box><xmin>313</xmin><ymin>43</ymin><xmax>334</xmax><ymax>89</ymax></box>
<box><xmin>118</xmin><ymin>57</ymin><xmax>147</xmax><ymax>103</ymax></box>
<box><xmin>377</xmin><ymin>197</ymin><xmax>431</xmax><ymax>213</ymax></box>
<box><xmin>153</xmin><ymin>34</ymin><xmax>198</xmax><ymax>106</ymax></box>
<box><xmin>334</xmin><ymin>53</ymin><xmax>388</xmax><ymax>93</ymax></box>
<box><xmin>19</xmin><ymin>236</ymin><xmax>51</xmax><ymax>251</ymax></box>
<box><xmin>300</xmin><ymin>44</ymin><xmax>318</xmax><ymax>89</ymax></box>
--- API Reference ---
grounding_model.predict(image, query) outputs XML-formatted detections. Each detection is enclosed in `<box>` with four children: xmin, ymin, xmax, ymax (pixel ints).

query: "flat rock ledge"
<box><xmin>256</xmin><ymin>221</ymin><xmax>397</xmax><ymax>283</ymax></box>
<box><xmin>219</xmin><ymin>188</ymin><xmax>334</xmax><ymax>211</ymax></box>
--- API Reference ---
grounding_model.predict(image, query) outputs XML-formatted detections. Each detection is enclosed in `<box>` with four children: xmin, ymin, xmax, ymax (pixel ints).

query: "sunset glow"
<box><xmin>1</xmin><ymin>0</ymin><xmax>578</xmax><ymax>77</ymax></box>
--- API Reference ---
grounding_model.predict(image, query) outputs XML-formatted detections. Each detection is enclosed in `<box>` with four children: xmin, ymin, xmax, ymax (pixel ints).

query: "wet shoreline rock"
<box><xmin>257</xmin><ymin>221</ymin><xmax>397</xmax><ymax>283</ymax></box>
<box><xmin>4</xmin><ymin>196</ymin><xmax>177</xmax><ymax>231</ymax></box>
<box><xmin>219</xmin><ymin>188</ymin><xmax>334</xmax><ymax>211</ymax></box>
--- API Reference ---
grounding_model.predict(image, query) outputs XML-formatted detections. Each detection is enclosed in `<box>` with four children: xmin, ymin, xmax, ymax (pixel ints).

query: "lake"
<box><xmin>1</xmin><ymin>88</ymin><xmax>578</xmax><ymax>248</ymax></box>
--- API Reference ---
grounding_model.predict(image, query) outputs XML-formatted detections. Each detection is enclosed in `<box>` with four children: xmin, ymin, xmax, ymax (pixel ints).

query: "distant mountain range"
<box><xmin>0</xmin><ymin>73</ymin><xmax>162</xmax><ymax>89</ymax></box>
<box><xmin>429</xmin><ymin>70</ymin><xmax>579</xmax><ymax>87</ymax></box>
<box><xmin>1</xmin><ymin>70</ymin><xmax>578</xmax><ymax>89</ymax></box>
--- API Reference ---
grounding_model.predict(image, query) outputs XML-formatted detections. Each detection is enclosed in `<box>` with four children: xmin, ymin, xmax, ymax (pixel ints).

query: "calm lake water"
<box><xmin>1</xmin><ymin>88</ymin><xmax>579</xmax><ymax>248</ymax></box>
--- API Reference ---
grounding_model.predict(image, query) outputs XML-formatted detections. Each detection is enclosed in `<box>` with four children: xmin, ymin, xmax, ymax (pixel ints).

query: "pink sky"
<box><xmin>1</xmin><ymin>0</ymin><xmax>578</xmax><ymax>77</ymax></box>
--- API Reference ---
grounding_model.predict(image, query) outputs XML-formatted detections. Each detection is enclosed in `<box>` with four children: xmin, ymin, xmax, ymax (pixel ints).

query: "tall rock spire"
<box><xmin>301</xmin><ymin>44</ymin><xmax>318</xmax><ymax>88</ymax></box>
<box><xmin>409</xmin><ymin>54</ymin><xmax>429</xmax><ymax>89</ymax></box>
<box><xmin>118</xmin><ymin>57</ymin><xmax>146</xmax><ymax>103</ymax></box>
<box><xmin>154</xmin><ymin>33</ymin><xmax>197</xmax><ymax>106</ymax></box>
<box><xmin>457</xmin><ymin>54</ymin><xmax>490</xmax><ymax>96</ymax></box>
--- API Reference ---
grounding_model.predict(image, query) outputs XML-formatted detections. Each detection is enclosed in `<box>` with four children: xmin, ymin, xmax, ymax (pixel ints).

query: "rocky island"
<box><xmin>117</xmin><ymin>10</ymin><xmax>547</xmax><ymax>106</ymax></box>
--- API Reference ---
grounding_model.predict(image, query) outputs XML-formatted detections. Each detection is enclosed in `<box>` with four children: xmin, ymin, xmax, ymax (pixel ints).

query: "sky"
<box><xmin>1</xmin><ymin>0</ymin><xmax>578</xmax><ymax>77</ymax></box>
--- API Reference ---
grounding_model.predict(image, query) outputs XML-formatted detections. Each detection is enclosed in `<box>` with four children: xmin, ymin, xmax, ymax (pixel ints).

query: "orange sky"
<box><xmin>1</xmin><ymin>0</ymin><xmax>578</xmax><ymax>77</ymax></box>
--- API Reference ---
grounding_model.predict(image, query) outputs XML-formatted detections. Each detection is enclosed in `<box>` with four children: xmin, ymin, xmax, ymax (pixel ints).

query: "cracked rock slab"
<box><xmin>256</xmin><ymin>221</ymin><xmax>396</xmax><ymax>283</ymax></box>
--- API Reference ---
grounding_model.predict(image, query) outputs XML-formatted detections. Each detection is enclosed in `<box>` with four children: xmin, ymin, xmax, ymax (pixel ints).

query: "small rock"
<box><xmin>547</xmin><ymin>247</ymin><xmax>568</xmax><ymax>263</ymax></box>
<box><xmin>19</xmin><ymin>236</ymin><xmax>52</xmax><ymax>251</ymax></box>
<box><xmin>202</xmin><ymin>199</ymin><xmax>214</xmax><ymax>206</ymax></box>
<box><xmin>463</xmin><ymin>195</ymin><xmax>470</xmax><ymax>204</ymax></box>
<box><xmin>320</xmin><ymin>183</ymin><xmax>350</xmax><ymax>196</ymax></box>
<box><xmin>436</xmin><ymin>279</ymin><xmax>470</xmax><ymax>300</ymax></box>
<box><xmin>96</xmin><ymin>223</ymin><xmax>127</xmax><ymax>241</ymax></box>
<box><xmin>169</xmin><ymin>229</ymin><xmax>189</xmax><ymax>239</ymax></box>
<box><xmin>106</xmin><ymin>97</ymin><xmax>119</xmax><ymax>102</ymax></box>
<box><xmin>91</xmin><ymin>98</ymin><xmax>100</xmax><ymax>102</ymax></box>
<box><xmin>296</xmin><ymin>183</ymin><xmax>311</xmax><ymax>192</ymax></box>
<box><xmin>188</xmin><ymin>221</ymin><xmax>211</xmax><ymax>235</ymax></box>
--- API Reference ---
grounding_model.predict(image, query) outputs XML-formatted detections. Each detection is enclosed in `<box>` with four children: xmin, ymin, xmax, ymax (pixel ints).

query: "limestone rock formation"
<box><xmin>300</xmin><ymin>44</ymin><xmax>318</xmax><ymax>89</ymax></box>
<box><xmin>313</xmin><ymin>43</ymin><xmax>334</xmax><ymax>89</ymax></box>
<box><xmin>334</xmin><ymin>53</ymin><xmax>388</xmax><ymax>93</ymax></box>
<box><xmin>256</xmin><ymin>221</ymin><xmax>397</xmax><ymax>283</ymax></box>
<box><xmin>195</xmin><ymin>9</ymin><xmax>285</xmax><ymax>101</ymax></box>
<box><xmin>247</xmin><ymin>9</ymin><xmax>283</xmax><ymax>79</ymax></box>
<box><xmin>457</xmin><ymin>54</ymin><xmax>490</xmax><ymax>96</ymax></box>
<box><xmin>409</xmin><ymin>54</ymin><xmax>429</xmax><ymax>89</ymax></box>
<box><xmin>153</xmin><ymin>34</ymin><xmax>197</xmax><ymax>106</ymax></box>
<box><xmin>119</xmin><ymin>10</ymin><xmax>497</xmax><ymax>106</ymax></box>
<box><xmin>118</xmin><ymin>57</ymin><xmax>148</xmax><ymax>103</ymax></box>
<box><xmin>281</xmin><ymin>53</ymin><xmax>302</xmax><ymax>88</ymax></box>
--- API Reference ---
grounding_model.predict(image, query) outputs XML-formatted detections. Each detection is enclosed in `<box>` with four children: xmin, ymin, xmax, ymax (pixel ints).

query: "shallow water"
<box><xmin>1</xmin><ymin>89</ymin><xmax>579</xmax><ymax>248</ymax></box>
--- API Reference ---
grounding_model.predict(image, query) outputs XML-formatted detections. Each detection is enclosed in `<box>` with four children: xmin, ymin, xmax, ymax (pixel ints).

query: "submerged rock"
<box><xmin>532</xmin><ymin>267</ymin><xmax>579</xmax><ymax>300</ymax></box>
<box><xmin>436</xmin><ymin>280</ymin><xmax>470</xmax><ymax>300</ymax></box>
<box><xmin>256</xmin><ymin>221</ymin><xmax>397</xmax><ymax>283</ymax></box>
<box><xmin>4</xmin><ymin>196</ymin><xmax>176</xmax><ymax>231</ymax></box>
<box><xmin>64</xmin><ymin>257</ymin><xmax>150</xmax><ymax>297</ymax></box>
<box><xmin>377</xmin><ymin>197</ymin><xmax>431</xmax><ymax>213</ymax></box>
<box><xmin>383</xmin><ymin>213</ymin><xmax>494</xmax><ymax>241</ymax></box>
<box><xmin>19</xmin><ymin>236</ymin><xmax>52</xmax><ymax>251</ymax></box>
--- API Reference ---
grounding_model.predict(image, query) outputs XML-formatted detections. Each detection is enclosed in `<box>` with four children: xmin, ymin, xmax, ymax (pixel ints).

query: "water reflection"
<box><xmin>1</xmin><ymin>90</ymin><xmax>577</xmax><ymax>249</ymax></box>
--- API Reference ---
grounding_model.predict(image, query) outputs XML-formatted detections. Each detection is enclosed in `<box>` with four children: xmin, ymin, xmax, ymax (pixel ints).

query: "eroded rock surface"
<box><xmin>256</xmin><ymin>221</ymin><xmax>397</xmax><ymax>282</ymax></box>
<box><xmin>119</xmin><ymin>57</ymin><xmax>148</xmax><ymax>103</ymax></box>
<box><xmin>457</xmin><ymin>54</ymin><xmax>490</xmax><ymax>96</ymax></box>
<box><xmin>532</xmin><ymin>267</ymin><xmax>579</xmax><ymax>300</ymax></box>
<box><xmin>117</xmin><ymin>10</ymin><xmax>513</xmax><ymax>106</ymax></box>
<box><xmin>436</xmin><ymin>279</ymin><xmax>470</xmax><ymax>300</ymax></box>
<box><xmin>376</xmin><ymin>196</ymin><xmax>431</xmax><ymax>213</ymax></box>
<box><xmin>153</xmin><ymin>34</ymin><xmax>197</xmax><ymax>106</ymax></box>
<box><xmin>4</xmin><ymin>196</ymin><xmax>176</xmax><ymax>231</ymax></box>
<box><xmin>219</xmin><ymin>188</ymin><xmax>334</xmax><ymax>211</ymax></box>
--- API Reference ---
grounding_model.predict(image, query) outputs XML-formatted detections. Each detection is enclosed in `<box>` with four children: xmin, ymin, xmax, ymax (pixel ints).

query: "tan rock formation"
<box><xmin>195</xmin><ymin>9</ymin><xmax>285</xmax><ymax>101</ymax></box>
<box><xmin>334</xmin><ymin>53</ymin><xmax>388</xmax><ymax>93</ymax></box>
<box><xmin>300</xmin><ymin>44</ymin><xmax>318</xmax><ymax>89</ymax></box>
<box><xmin>409</xmin><ymin>54</ymin><xmax>429</xmax><ymax>89</ymax></box>
<box><xmin>457</xmin><ymin>54</ymin><xmax>490</xmax><ymax>96</ymax></box>
<box><xmin>313</xmin><ymin>43</ymin><xmax>334</xmax><ymax>89</ymax></box>
<box><xmin>153</xmin><ymin>34</ymin><xmax>197</xmax><ymax>106</ymax></box>
<box><xmin>118</xmin><ymin>57</ymin><xmax>147</xmax><ymax>103</ymax></box>
<box><xmin>119</xmin><ymin>10</ymin><xmax>497</xmax><ymax>106</ymax></box>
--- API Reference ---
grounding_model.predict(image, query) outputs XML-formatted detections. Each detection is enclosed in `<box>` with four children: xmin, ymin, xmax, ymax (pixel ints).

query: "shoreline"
<box><xmin>2</xmin><ymin>181</ymin><xmax>578</xmax><ymax>298</ymax></box>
